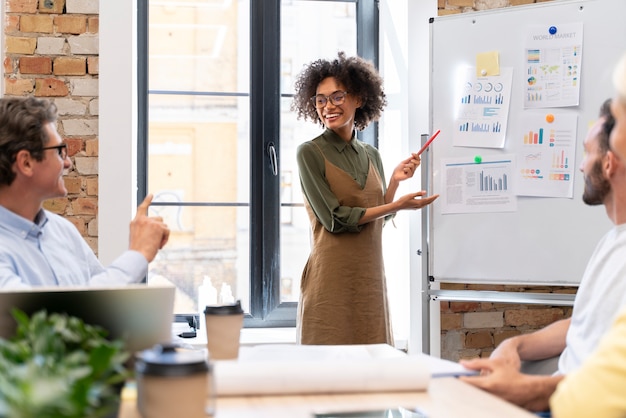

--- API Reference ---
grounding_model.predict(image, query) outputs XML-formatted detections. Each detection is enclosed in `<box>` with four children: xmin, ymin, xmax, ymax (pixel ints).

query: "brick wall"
<box><xmin>438</xmin><ymin>0</ymin><xmax>555</xmax><ymax>15</ymax></box>
<box><xmin>434</xmin><ymin>0</ymin><xmax>579</xmax><ymax>362</ymax></box>
<box><xmin>4</xmin><ymin>0</ymin><xmax>100</xmax><ymax>252</ymax></box>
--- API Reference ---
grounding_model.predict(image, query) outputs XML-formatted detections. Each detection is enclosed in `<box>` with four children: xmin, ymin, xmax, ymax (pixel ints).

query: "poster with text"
<box><xmin>524</xmin><ymin>22</ymin><xmax>583</xmax><ymax>108</ymax></box>
<box><xmin>440</xmin><ymin>155</ymin><xmax>517</xmax><ymax>214</ymax></box>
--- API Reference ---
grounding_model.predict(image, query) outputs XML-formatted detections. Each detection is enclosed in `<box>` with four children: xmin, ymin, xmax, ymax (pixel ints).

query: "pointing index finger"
<box><xmin>136</xmin><ymin>193</ymin><xmax>154</xmax><ymax>218</ymax></box>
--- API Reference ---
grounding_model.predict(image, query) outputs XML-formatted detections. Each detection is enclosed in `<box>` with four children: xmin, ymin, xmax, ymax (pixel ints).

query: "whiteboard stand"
<box><xmin>429</xmin><ymin>289</ymin><xmax>575</xmax><ymax>306</ymax></box>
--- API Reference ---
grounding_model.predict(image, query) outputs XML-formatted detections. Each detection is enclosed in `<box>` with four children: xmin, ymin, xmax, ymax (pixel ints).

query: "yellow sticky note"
<box><xmin>476</xmin><ymin>51</ymin><xmax>500</xmax><ymax>77</ymax></box>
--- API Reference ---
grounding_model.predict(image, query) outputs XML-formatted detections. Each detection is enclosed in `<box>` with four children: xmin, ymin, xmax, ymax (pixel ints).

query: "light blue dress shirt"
<box><xmin>0</xmin><ymin>205</ymin><xmax>148</xmax><ymax>288</ymax></box>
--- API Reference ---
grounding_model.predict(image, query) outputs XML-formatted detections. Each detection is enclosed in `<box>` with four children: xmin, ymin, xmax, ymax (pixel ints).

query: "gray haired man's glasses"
<box><xmin>41</xmin><ymin>143</ymin><xmax>68</xmax><ymax>160</ymax></box>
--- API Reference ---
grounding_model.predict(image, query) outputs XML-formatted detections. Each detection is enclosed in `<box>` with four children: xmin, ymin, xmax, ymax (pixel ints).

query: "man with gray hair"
<box><xmin>0</xmin><ymin>96</ymin><xmax>169</xmax><ymax>287</ymax></box>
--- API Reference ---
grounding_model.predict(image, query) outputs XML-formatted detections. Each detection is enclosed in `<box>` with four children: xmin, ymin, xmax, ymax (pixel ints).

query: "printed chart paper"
<box><xmin>516</xmin><ymin>112</ymin><xmax>577</xmax><ymax>197</ymax></box>
<box><xmin>524</xmin><ymin>22</ymin><xmax>583</xmax><ymax>108</ymax></box>
<box><xmin>440</xmin><ymin>156</ymin><xmax>517</xmax><ymax>214</ymax></box>
<box><xmin>453</xmin><ymin>67</ymin><xmax>513</xmax><ymax>148</ymax></box>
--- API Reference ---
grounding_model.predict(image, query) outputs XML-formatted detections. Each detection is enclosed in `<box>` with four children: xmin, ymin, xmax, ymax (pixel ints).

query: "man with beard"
<box><xmin>460</xmin><ymin>99</ymin><xmax>626</xmax><ymax>414</ymax></box>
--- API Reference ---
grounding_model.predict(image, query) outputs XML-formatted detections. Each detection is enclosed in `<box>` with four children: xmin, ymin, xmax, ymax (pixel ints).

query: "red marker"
<box><xmin>416</xmin><ymin>129</ymin><xmax>441</xmax><ymax>156</ymax></box>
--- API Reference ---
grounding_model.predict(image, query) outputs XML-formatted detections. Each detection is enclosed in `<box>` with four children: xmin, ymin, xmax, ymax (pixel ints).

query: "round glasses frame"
<box><xmin>310</xmin><ymin>90</ymin><xmax>349</xmax><ymax>109</ymax></box>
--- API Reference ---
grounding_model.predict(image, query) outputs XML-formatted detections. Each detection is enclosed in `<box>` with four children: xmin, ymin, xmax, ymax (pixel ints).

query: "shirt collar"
<box><xmin>322</xmin><ymin>128</ymin><xmax>361</xmax><ymax>154</ymax></box>
<box><xmin>0</xmin><ymin>205</ymin><xmax>47</xmax><ymax>239</ymax></box>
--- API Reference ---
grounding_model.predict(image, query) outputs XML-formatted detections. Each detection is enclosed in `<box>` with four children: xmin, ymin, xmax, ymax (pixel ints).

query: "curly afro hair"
<box><xmin>291</xmin><ymin>51</ymin><xmax>387</xmax><ymax>131</ymax></box>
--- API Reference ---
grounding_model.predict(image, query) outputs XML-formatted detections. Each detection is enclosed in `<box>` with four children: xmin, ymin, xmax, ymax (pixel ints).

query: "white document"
<box><xmin>453</xmin><ymin>67</ymin><xmax>514</xmax><ymax>148</ymax></box>
<box><xmin>440</xmin><ymin>156</ymin><xmax>517</xmax><ymax>214</ymax></box>
<box><xmin>524</xmin><ymin>22</ymin><xmax>583</xmax><ymax>108</ymax></box>
<box><xmin>213</xmin><ymin>344</ymin><xmax>430</xmax><ymax>396</ymax></box>
<box><xmin>516</xmin><ymin>112</ymin><xmax>577</xmax><ymax>197</ymax></box>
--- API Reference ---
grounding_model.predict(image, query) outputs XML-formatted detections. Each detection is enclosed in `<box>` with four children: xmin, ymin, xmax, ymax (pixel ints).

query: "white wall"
<box><xmin>99</xmin><ymin>0</ymin><xmax>137</xmax><ymax>265</ymax></box>
<box><xmin>380</xmin><ymin>0</ymin><xmax>438</xmax><ymax>354</ymax></box>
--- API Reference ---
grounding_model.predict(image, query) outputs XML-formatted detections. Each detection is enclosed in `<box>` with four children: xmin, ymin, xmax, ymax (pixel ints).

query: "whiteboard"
<box><xmin>428</xmin><ymin>0</ymin><xmax>626</xmax><ymax>285</ymax></box>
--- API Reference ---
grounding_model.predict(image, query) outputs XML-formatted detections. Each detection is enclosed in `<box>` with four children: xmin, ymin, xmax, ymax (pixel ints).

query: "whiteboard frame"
<box><xmin>427</xmin><ymin>0</ymin><xmax>624</xmax><ymax>288</ymax></box>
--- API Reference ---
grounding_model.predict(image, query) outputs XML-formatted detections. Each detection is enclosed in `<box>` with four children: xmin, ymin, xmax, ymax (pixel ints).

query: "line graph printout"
<box><xmin>452</xmin><ymin>67</ymin><xmax>513</xmax><ymax>148</ymax></box>
<box><xmin>516</xmin><ymin>112</ymin><xmax>577</xmax><ymax>197</ymax></box>
<box><xmin>524</xmin><ymin>22</ymin><xmax>583</xmax><ymax>108</ymax></box>
<box><xmin>440</xmin><ymin>156</ymin><xmax>517</xmax><ymax>214</ymax></box>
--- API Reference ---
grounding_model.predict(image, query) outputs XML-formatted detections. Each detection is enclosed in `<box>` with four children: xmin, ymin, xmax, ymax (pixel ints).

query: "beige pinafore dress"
<box><xmin>297</xmin><ymin>144</ymin><xmax>393</xmax><ymax>345</ymax></box>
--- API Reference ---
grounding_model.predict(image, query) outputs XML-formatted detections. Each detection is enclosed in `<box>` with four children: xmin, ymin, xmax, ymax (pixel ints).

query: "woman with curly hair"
<box><xmin>292</xmin><ymin>52</ymin><xmax>438</xmax><ymax>345</ymax></box>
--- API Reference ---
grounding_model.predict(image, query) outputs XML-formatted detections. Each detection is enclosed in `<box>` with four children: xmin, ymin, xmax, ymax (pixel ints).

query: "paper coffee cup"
<box><xmin>135</xmin><ymin>343</ymin><xmax>214</xmax><ymax>418</ymax></box>
<box><xmin>204</xmin><ymin>300</ymin><xmax>244</xmax><ymax>360</ymax></box>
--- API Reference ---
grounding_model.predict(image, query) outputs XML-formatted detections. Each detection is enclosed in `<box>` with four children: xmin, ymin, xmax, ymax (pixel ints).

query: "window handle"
<box><xmin>267</xmin><ymin>142</ymin><xmax>278</xmax><ymax>176</ymax></box>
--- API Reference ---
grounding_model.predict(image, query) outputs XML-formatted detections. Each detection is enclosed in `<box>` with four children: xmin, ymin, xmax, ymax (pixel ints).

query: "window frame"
<box><xmin>137</xmin><ymin>0</ymin><xmax>379</xmax><ymax>327</ymax></box>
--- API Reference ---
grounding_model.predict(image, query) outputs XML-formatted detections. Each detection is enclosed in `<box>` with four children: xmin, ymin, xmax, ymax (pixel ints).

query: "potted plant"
<box><xmin>0</xmin><ymin>309</ymin><xmax>131</xmax><ymax>418</ymax></box>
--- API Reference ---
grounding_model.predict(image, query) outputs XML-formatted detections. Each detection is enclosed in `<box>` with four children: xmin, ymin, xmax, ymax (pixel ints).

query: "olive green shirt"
<box><xmin>296</xmin><ymin>129</ymin><xmax>389</xmax><ymax>233</ymax></box>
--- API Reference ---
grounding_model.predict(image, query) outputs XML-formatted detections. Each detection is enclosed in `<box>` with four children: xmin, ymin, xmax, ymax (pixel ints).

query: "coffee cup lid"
<box><xmin>136</xmin><ymin>343</ymin><xmax>210</xmax><ymax>377</ymax></box>
<box><xmin>204</xmin><ymin>300</ymin><xmax>244</xmax><ymax>315</ymax></box>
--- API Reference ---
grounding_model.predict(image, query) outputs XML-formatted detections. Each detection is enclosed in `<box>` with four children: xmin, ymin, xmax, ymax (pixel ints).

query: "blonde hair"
<box><xmin>614</xmin><ymin>53</ymin><xmax>626</xmax><ymax>103</ymax></box>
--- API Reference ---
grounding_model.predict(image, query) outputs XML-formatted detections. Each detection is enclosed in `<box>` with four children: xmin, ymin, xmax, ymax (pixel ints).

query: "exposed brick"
<box><xmin>494</xmin><ymin>330</ymin><xmax>520</xmax><ymax>347</ymax></box>
<box><xmin>43</xmin><ymin>197</ymin><xmax>69</xmax><ymax>214</ymax></box>
<box><xmin>70</xmin><ymin>79</ymin><xmax>98</xmax><ymax>96</ymax></box>
<box><xmin>64</xmin><ymin>137</ymin><xmax>83</xmax><ymax>156</ymax></box>
<box><xmin>55</xmin><ymin>15</ymin><xmax>87</xmax><ymax>34</ymax></box>
<box><xmin>87</xmin><ymin>56</ymin><xmax>98</xmax><ymax>75</ymax></box>
<box><xmin>5</xmin><ymin>15</ymin><xmax>20</xmax><ymax>33</ymax></box>
<box><xmin>464</xmin><ymin>311</ymin><xmax>503</xmax><ymax>329</ymax></box>
<box><xmin>465</xmin><ymin>331</ymin><xmax>493</xmax><ymax>349</ymax></box>
<box><xmin>35</xmin><ymin>77</ymin><xmax>69</xmax><ymax>97</ymax></box>
<box><xmin>63</xmin><ymin>118</ymin><xmax>98</xmax><ymax>136</ymax></box>
<box><xmin>87</xmin><ymin>217</ymin><xmax>98</xmax><ymax>236</ymax></box>
<box><xmin>66</xmin><ymin>0</ymin><xmax>98</xmax><ymax>14</ymax></box>
<box><xmin>54</xmin><ymin>98</ymin><xmax>87</xmax><ymax>115</ymax></box>
<box><xmin>88</xmin><ymin>99</ymin><xmax>98</xmax><ymax>115</ymax></box>
<box><xmin>66</xmin><ymin>216</ymin><xmax>87</xmax><ymax>235</ymax></box>
<box><xmin>475</xmin><ymin>0</ymin><xmax>508</xmax><ymax>10</ymax></box>
<box><xmin>19</xmin><ymin>56</ymin><xmax>52</xmax><ymax>74</ymax></box>
<box><xmin>467</xmin><ymin>284</ymin><xmax>505</xmax><ymax>291</ymax></box>
<box><xmin>442</xmin><ymin>330</ymin><xmax>465</xmax><ymax>353</ymax></box>
<box><xmin>53</xmin><ymin>57</ymin><xmax>86</xmax><ymax>75</ymax></box>
<box><xmin>5</xmin><ymin>78</ymin><xmax>35</xmax><ymax>95</ymax></box>
<box><xmin>20</xmin><ymin>15</ymin><xmax>54</xmax><ymax>33</ymax></box>
<box><xmin>64</xmin><ymin>176</ymin><xmax>82</xmax><ymax>194</ymax></box>
<box><xmin>74</xmin><ymin>156</ymin><xmax>98</xmax><ymax>175</ymax></box>
<box><xmin>84</xmin><ymin>237</ymin><xmax>97</xmax><ymax>254</ymax></box>
<box><xmin>505</xmin><ymin>308</ymin><xmax>564</xmax><ymax>327</ymax></box>
<box><xmin>441</xmin><ymin>313</ymin><xmax>462</xmax><ymax>330</ymax></box>
<box><xmin>450</xmin><ymin>301</ymin><xmax>481</xmax><ymax>313</ymax></box>
<box><xmin>4</xmin><ymin>58</ymin><xmax>15</xmax><ymax>75</ymax></box>
<box><xmin>71</xmin><ymin>197</ymin><xmax>97</xmax><ymax>215</ymax></box>
<box><xmin>448</xmin><ymin>0</ymin><xmax>474</xmax><ymax>6</ymax></box>
<box><xmin>68</xmin><ymin>35</ymin><xmax>98</xmax><ymax>54</ymax></box>
<box><xmin>85</xmin><ymin>139</ymin><xmax>98</xmax><ymax>156</ymax></box>
<box><xmin>37</xmin><ymin>37</ymin><xmax>67</xmax><ymax>55</ymax></box>
<box><xmin>87</xmin><ymin>17</ymin><xmax>99</xmax><ymax>33</ymax></box>
<box><xmin>440</xmin><ymin>283</ymin><xmax>466</xmax><ymax>290</ymax></box>
<box><xmin>6</xmin><ymin>37</ymin><xmax>37</xmax><ymax>54</ymax></box>
<box><xmin>85</xmin><ymin>177</ymin><xmax>98</xmax><ymax>195</ymax></box>
<box><xmin>38</xmin><ymin>0</ymin><xmax>66</xmax><ymax>14</ymax></box>
<box><xmin>7</xmin><ymin>0</ymin><xmax>38</xmax><ymax>13</ymax></box>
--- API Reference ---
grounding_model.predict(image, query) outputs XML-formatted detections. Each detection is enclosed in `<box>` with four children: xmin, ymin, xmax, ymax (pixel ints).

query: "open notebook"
<box><xmin>0</xmin><ymin>284</ymin><xmax>175</xmax><ymax>354</ymax></box>
<box><xmin>214</xmin><ymin>344</ymin><xmax>432</xmax><ymax>396</ymax></box>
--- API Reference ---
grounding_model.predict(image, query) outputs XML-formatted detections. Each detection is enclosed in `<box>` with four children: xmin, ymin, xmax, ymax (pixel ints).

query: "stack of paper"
<box><xmin>213</xmin><ymin>344</ymin><xmax>430</xmax><ymax>396</ymax></box>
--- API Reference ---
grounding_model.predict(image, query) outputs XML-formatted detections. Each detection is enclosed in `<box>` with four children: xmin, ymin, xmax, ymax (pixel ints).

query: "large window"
<box><xmin>139</xmin><ymin>0</ymin><xmax>377</xmax><ymax>327</ymax></box>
